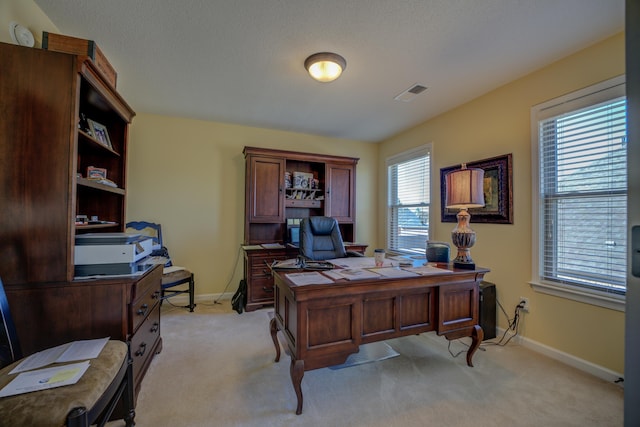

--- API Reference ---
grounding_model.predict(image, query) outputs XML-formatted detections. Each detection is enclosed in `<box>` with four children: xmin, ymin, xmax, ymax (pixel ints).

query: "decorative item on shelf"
<box><xmin>285</xmin><ymin>172</ymin><xmax>292</xmax><ymax>188</ymax></box>
<box><xmin>445</xmin><ymin>164</ymin><xmax>485</xmax><ymax>270</ymax></box>
<box><xmin>293</xmin><ymin>171</ymin><xmax>313</xmax><ymax>189</ymax></box>
<box><xmin>75</xmin><ymin>214</ymin><xmax>88</xmax><ymax>225</ymax></box>
<box><xmin>9</xmin><ymin>22</ymin><xmax>35</xmax><ymax>47</ymax></box>
<box><xmin>78</xmin><ymin>113</ymin><xmax>91</xmax><ymax>133</ymax></box>
<box><xmin>87</xmin><ymin>119</ymin><xmax>112</xmax><ymax>149</ymax></box>
<box><xmin>87</xmin><ymin>166</ymin><xmax>107</xmax><ymax>180</ymax></box>
<box><xmin>42</xmin><ymin>32</ymin><xmax>118</xmax><ymax>88</ymax></box>
<box><xmin>311</xmin><ymin>178</ymin><xmax>319</xmax><ymax>189</ymax></box>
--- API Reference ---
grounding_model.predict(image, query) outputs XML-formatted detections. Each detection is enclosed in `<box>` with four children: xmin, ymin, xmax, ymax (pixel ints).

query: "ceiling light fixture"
<box><xmin>304</xmin><ymin>52</ymin><xmax>346</xmax><ymax>83</ymax></box>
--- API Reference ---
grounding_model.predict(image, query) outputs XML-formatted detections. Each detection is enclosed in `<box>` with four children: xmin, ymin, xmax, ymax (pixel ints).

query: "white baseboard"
<box><xmin>497</xmin><ymin>327</ymin><xmax>624</xmax><ymax>386</ymax></box>
<box><xmin>161</xmin><ymin>292</ymin><xmax>234</xmax><ymax>306</ymax></box>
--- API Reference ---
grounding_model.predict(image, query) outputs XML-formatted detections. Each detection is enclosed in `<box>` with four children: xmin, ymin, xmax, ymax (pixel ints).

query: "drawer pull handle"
<box><xmin>152</xmin><ymin>291</ymin><xmax>161</xmax><ymax>299</ymax></box>
<box><xmin>262</xmin><ymin>286</ymin><xmax>274</xmax><ymax>293</ymax></box>
<box><xmin>137</xmin><ymin>304</ymin><xmax>149</xmax><ymax>316</ymax></box>
<box><xmin>150</xmin><ymin>322</ymin><xmax>159</xmax><ymax>333</ymax></box>
<box><xmin>135</xmin><ymin>342</ymin><xmax>147</xmax><ymax>357</ymax></box>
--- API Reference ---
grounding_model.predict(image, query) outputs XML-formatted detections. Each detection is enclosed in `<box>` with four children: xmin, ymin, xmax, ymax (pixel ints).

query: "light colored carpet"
<box><xmin>113</xmin><ymin>301</ymin><xmax>623</xmax><ymax>427</ymax></box>
<box><xmin>329</xmin><ymin>341</ymin><xmax>399</xmax><ymax>370</ymax></box>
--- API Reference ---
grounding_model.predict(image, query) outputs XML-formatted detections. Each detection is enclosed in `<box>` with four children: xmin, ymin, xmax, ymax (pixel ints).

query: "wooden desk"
<box><xmin>269</xmin><ymin>265</ymin><xmax>489</xmax><ymax>414</ymax></box>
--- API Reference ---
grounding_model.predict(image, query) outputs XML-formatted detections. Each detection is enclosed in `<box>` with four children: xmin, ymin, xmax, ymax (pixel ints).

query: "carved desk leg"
<box><xmin>291</xmin><ymin>358</ymin><xmax>305</xmax><ymax>415</ymax></box>
<box><xmin>269</xmin><ymin>317</ymin><xmax>281</xmax><ymax>362</ymax></box>
<box><xmin>466</xmin><ymin>324</ymin><xmax>484</xmax><ymax>367</ymax></box>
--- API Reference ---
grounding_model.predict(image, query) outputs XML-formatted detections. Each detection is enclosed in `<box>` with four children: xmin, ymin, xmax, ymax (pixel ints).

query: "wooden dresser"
<box><xmin>5</xmin><ymin>265</ymin><xmax>163</xmax><ymax>399</ymax></box>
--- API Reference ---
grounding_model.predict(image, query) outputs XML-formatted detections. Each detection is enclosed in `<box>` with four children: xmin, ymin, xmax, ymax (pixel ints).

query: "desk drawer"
<box><xmin>251</xmin><ymin>276</ymin><xmax>275</xmax><ymax>301</ymax></box>
<box><xmin>131</xmin><ymin>302</ymin><xmax>160</xmax><ymax>385</ymax></box>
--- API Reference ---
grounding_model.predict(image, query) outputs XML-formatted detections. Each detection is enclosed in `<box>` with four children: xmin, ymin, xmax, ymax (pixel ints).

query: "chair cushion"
<box><xmin>162</xmin><ymin>268</ymin><xmax>192</xmax><ymax>286</ymax></box>
<box><xmin>0</xmin><ymin>340</ymin><xmax>127</xmax><ymax>427</ymax></box>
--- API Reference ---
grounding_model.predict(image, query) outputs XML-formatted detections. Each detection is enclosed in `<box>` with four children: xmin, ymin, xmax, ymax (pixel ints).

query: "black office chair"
<box><xmin>126</xmin><ymin>221</ymin><xmax>196</xmax><ymax>312</ymax></box>
<box><xmin>0</xmin><ymin>277</ymin><xmax>135</xmax><ymax>426</ymax></box>
<box><xmin>299</xmin><ymin>216</ymin><xmax>362</xmax><ymax>261</ymax></box>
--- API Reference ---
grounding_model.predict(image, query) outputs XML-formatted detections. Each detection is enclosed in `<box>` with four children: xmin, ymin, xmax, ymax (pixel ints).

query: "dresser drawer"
<box><xmin>130</xmin><ymin>270</ymin><xmax>162</xmax><ymax>334</ymax></box>
<box><xmin>130</xmin><ymin>302</ymin><xmax>160</xmax><ymax>386</ymax></box>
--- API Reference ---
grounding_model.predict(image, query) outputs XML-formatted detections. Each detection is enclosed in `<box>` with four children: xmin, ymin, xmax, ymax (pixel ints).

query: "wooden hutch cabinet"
<box><xmin>243</xmin><ymin>146</ymin><xmax>360</xmax><ymax>311</ymax></box>
<box><xmin>0</xmin><ymin>42</ymin><xmax>160</xmax><ymax>398</ymax></box>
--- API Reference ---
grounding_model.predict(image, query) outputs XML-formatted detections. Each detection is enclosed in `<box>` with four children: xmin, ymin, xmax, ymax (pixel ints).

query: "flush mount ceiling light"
<box><xmin>304</xmin><ymin>52</ymin><xmax>346</xmax><ymax>83</ymax></box>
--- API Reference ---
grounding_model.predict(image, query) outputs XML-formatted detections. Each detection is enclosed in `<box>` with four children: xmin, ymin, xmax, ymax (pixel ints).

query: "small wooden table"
<box><xmin>270</xmin><ymin>264</ymin><xmax>489</xmax><ymax>414</ymax></box>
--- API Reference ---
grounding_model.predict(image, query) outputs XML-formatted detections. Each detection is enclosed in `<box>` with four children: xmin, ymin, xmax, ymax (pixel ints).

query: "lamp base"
<box><xmin>453</xmin><ymin>260</ymin><xmax>476</xmax><ymax>270</ymax></box>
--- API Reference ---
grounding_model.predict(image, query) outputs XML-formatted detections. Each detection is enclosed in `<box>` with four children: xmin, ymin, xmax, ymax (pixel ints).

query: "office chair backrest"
<box><xmin>299</xmin><ymin>217</ymin><xmax>347</xmax><ymax>261</ymax></box>
<box><xmin>0</xmin><ymin>276</ymin><xmax>22</xmax><ymax>368</ymax></box>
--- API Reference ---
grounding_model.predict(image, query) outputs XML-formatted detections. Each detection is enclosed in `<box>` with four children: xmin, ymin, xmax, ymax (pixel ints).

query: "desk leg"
<box><xmin>466</xmin><ymin>325</ymin><xmax>484</xmax><ymax>367</ymax></box>
<box><xmin>269</xmin><ymin>317</ymin><xmax>281</xmax><ymax>362</ymax></box>
<box><xmin>291</xmin><ymin>358</ymin><xmax>305</xmax><ymax>415</ymax></box>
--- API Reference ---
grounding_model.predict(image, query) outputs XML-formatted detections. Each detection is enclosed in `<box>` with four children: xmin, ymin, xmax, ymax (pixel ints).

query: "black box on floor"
<box><xmin>479</xmin><ymin>281</ymin><xmax>497</xmax><ymax>340</ymax></box>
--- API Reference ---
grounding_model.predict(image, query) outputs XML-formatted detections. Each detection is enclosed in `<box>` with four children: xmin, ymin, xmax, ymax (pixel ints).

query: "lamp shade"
<box><xmin>304</xmin><ymin>52</ymin><xmax>346</xmax><ymax>82</ymax></box>
<box><xmin>445</xmin><ymin>167</ymin><xmax>485</xmax><ymax>209</ymax></box>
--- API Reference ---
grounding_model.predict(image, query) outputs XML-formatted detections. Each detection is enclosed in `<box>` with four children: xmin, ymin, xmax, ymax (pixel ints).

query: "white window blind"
<box><xmin>387</xmin><ymin>145</ymin><xmax>431</xmax><ymax>254</ymax></box>
<box><xmin>534</xmin><ymin>77</ymin><xmax>627</xmax><ymax>295</ymax></box>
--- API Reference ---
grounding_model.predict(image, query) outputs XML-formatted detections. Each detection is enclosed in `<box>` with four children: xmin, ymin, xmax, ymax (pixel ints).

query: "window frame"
<box><xmin>386</xmin><ymin>144</ymin><xmax>432</xmax><ymax>255</ymax></box>
<box><xmin>530</xmin><ymin>75</ymin><xmax>626</xmax><ymax>311</ymax></box>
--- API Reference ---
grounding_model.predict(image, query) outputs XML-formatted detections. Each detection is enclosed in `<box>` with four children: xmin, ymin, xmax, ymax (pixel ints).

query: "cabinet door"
<box><xmin>247</xmin><ymin>155</ymin><xmax>285</xmax><ymax>223</ymax></box>
<box><xmin>325</xmin><ymin>163</ymin><xmax>355</xmax><ymax>222</ymax></box>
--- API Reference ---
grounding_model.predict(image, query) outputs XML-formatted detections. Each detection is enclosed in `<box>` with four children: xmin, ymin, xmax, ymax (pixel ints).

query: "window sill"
<box><xmin>529</xmin><ymin>280</ymin><xmax>625</xmax><ymax>312</ymax></box>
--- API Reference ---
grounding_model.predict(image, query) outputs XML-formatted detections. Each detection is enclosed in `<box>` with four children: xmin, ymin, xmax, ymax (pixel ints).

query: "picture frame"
<box><xmin>87</xmin><ymin>119</ymin><xmax>112</xmax><ymax>149</ymax></box>
<box><xmin>86</xmin><ymin>166</ymin><xmax>107</xmax><ymax>180</ymax></box>
<box><xmin>440</xmin><ymin>153</ymin><xmax>513</xmax><ymax>224</ymax></box>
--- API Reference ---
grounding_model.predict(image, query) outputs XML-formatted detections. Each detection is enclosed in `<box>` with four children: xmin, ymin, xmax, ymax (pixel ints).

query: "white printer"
<box><xmin>74</xmin><ymin>233</ymin><xmax>154</xmax><ymax>276</ymax></box>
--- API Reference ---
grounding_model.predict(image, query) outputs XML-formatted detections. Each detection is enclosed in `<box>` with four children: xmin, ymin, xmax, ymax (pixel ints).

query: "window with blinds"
<box><xmin>387</xmin><ymin>145</ymin><xmax>431</xmax><ymax>254</ymax></box>
<box><xmin>534</xmin><ymin>76</ymin><xmax>627</xmax><ymax>295</ymax></box>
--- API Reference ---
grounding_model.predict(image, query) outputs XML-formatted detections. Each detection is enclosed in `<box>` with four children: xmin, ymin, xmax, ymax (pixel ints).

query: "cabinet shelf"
<box><xmin>77</xmin><ymin>177</ymin><xmax>125</xmax><ymax>195</ymax></box>
<box><xmin>78</xmin><ymin>129</ymin><xmax>120</xmax><ymax>156</ymax></box>
<box><xmin>285</xmin><ymin>199</ymin><xmax>322</xmax><ymax>208</ymax></box>
<box><xmin>76</xmin><ymin>222</ymin><xmax>120</xmax><ymax>230</ymax></box>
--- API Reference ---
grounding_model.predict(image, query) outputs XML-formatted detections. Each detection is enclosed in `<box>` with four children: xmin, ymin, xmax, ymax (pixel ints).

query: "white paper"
<box><xmin>0</xmin><ymin>361</ymin><xmax>90</xmax><ymax>397</ymax></box>
<box><xmin>404</xmin><ymin>265</ymin><xmax>453</xmax><ymax>275</ymax></box>
<box><xmin>261</xmin><ymin>243</ymin><xmax>285</xmax><ymax>249</ymax></box>
<box><xmin>285</xmin><ymin>272</ymin><xmax>334</xmax><ymax>286</ymax></box>
<box><xmin>10</xmin><ymin>337</ymin><xmax>108</xmax><ymax>374</ymax></box>
<box><xmin>333</xmin><ymin>268</ymin><xmax>382</xmax><ymax>280</ymax></box>
<box><xmin>327</xmin><ymin>256</ymin><xmax>394</xmax><ymax>269</ymax></box>
<box><xmin>367</xmin><ymin>267</ymin><xmax>420</xmax><ymax>278</ymax></box>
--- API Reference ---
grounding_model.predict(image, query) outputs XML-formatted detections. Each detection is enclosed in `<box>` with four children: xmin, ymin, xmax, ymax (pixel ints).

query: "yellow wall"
<box><xmin>126</xmin><ymin>115</ymin><xmax>378</xmax><ymax>298</ymax></box>
<box><xmin>379</xmin><ymin>33</ymin><xmax>626</xmax><ymax>373</ymax></box>
<box><xmin>0</xmin><ymin>0</ymin><xmax>58</xmax><ymax>46</ymax></box>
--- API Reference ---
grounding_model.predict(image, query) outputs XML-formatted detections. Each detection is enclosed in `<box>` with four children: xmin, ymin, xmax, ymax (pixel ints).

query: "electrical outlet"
<box><xmin>519</xmin><ymin>297</ymin><xmax>530</xmax><ymax>312</ymax></box>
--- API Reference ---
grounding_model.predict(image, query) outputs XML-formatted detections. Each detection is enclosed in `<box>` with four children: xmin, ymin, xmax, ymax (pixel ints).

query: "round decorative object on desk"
<box><xmin>426</xmin><ymin>241</ymin><xmax>450</xmax><ymax>263</ymax></box>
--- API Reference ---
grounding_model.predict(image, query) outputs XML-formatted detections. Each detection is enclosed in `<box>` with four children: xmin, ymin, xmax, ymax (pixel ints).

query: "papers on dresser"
<box><xmin>285</xmin><ymin>272</ymin><xmax>334</xmax><ymax>286</ymax></box>
<box><xmin>0</xmin><ymin>361</ymin><xmax>90</xmax><ymax>398</ymax></box>
<box><xmin>10</xmin><ymin>337</ymin><xmax>109</xmax><ymax>374</ymax></box>
<box><xmin>368</xmin><ymin>267</ymin><xmax>420</xmax><ymax>278</ymax></box>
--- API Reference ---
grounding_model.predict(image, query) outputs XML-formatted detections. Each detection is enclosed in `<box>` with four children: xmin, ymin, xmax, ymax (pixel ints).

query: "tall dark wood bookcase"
<box><xmin>0</xmin><ymin>42</ymin><xmax>160</xmax><ymax>398</ymax></box>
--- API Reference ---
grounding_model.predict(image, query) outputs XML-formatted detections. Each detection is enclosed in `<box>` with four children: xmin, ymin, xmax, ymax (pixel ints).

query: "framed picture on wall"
<box><xmin>440</xmin><ymin>153</ymin><xmax>513</xmax><ymax>224</ymax></box>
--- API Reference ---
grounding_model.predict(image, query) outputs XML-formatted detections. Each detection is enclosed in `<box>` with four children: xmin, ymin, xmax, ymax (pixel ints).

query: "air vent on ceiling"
<box><xmin>394</xmin><ymin>84</ymin><xmax>428</xmax><ymax>102</ymax></box>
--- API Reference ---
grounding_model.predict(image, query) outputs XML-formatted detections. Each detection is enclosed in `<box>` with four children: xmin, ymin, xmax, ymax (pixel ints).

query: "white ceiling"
<box><xmin>33</xmin><ymin>0</ymin><xmax>624</xmax><ymax>142</ymax></box>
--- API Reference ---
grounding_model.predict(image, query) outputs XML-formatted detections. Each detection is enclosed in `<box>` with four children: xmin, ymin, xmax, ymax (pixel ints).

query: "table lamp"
<box><xmin>445</xmin><ymin>164</ymin><xmax>485</xmax><ymax>269</ymax></box>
